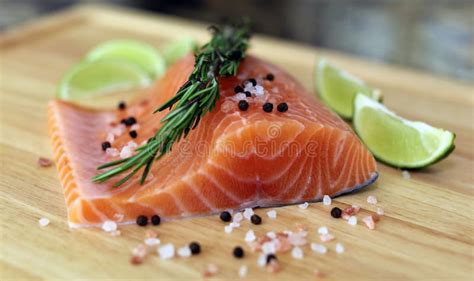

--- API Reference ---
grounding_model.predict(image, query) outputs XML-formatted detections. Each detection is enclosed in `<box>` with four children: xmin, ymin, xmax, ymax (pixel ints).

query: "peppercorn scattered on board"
<box><xmin>0</xmin><ymin>4</ymin><xmax>472</xmax><ymax>280</ymax></box>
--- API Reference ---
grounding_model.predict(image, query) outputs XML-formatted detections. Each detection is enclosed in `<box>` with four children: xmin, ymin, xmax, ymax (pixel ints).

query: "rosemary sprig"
<box><xmin>92</xmin><ymin>22</ymin><xmax>251</xmax><ymax>187</ymax></box>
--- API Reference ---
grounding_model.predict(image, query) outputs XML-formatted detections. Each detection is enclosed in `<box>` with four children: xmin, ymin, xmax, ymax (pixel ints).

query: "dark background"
<box><xmin>1</xmin><ymin>0</ymin><xmax>473</xmax><ymax>81</ymax></box>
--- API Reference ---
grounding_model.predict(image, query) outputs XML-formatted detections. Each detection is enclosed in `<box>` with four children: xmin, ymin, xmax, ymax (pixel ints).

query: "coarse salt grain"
<box><xmin>38</xmin><ymin>217</ymin><xmax>50</xmax><ymax>227</ymax></box>
<box><xmin>235</xmin><ymin>93</ymin><xmax>248</xmax><ymax>101</ymax></box>
<box><xmin>323</xmin><ymin>195</ymin><xmax>332</xmax><ymax>206</ymax></box>
<box><xmin>267</xmin><ymin>210</ymin><xmax>277</xmax><ymax>219</ymax></box>
<box><xmin>261</xmin><ymin>241</ymin><xmax>277</xmax><ymax>254</ymax></box>
<box><xmin>255</xmin><ymin>85</ymin><xmax>264</xmax><ymax>95</ymax></box>
<box><xmin>402</xmin><ymin>170</ymin><xmax>411</xmax><ymax>179</ymax></box>
<box><xmin>245</xmin><ymin>230</ymin><xmax>256</xmax><ymax>242</ymax></box>
<box><xmin>127</xmin><ymin>141</ymin><xmax>137</xmax><ymax>148</ymax></box>
<box><xmin>291</xmin><ymin>246</ymin><xmax>304</xmax><ymax>259</ymax></box>
<box><xmin>318</xmin><ymin>226</ymin><xmax>329</xmax><ymax>235</ymax></box>
<box><xmin>158</xmin><ymin>243</ymin><xmax>175</xmax><ymax>260</ymax></box>
<box><xmin>319</xmin><ymin>233</ymin><xmax>335</xmax><ymax>242</ymax></box>
<box><xmin>244</xmin><ymin>81</ymin><xmax>254</xmax><ymax>90</ymax></box>
<box><xmin>101</xmin><ymin>221</ymin><xmax>117</xmax><ymax>232</ymax></box>
<box><xmin>105</xmin><ymin>148</ymin><xmax>119</xmax><ymax>157</ymax></box>
<box><xmin>335</xmin><ymin>243</ymin><xmax>345</xmax><ymax>254</ymax></box>
<box><xmin>299</xmin><ymin>202</ymin><xmax>309</xmax><ymax>209</ymax></box>
<box><xmin>144</xmin><ymin>238</ymin><xmax>161</xmax><ymax>246</ymax></box>
<box><xmin>230</xmin><ymin>222</ymin><xmax>241</xmax><ymax>228</ymax></box>
<box><xmin>177</xmin><ymin>246</ymin><xmax>192</xmax><ymax>258</ymax></box>
<box><xmin>367</xmin><ymin>195</ymin><xmax>378</xmax><ymax>205</ymax></box>
<box><xmin>363</xmin><ymin>216</ymin><xmax>376</xmax><ymax>230</ymax></box>
<box><xmin>243</xmin><ymin>208</ymin><xmax>254</xmax><ymax>220</ymax></box>
<box><xmin>376</xmin><ymin>207</ymin><xmax>385</xmax><ymax>216</ymax></box>
<box><xmin>239</xmin><ymin>265</ymin><xmax>248</xmax><ymax>278</ymax></box>
<box><xmin>348</xmin><ymin>216</ymin><xmax>358</xmax><ymax>226</ymax></box>
<box><xmin>310</xmin><ymin>243</ymin><xmax>327</xmax><ymax>254</ymax></box>
<box><xmin>225</xmin><ymin>225</ymin><xmax>234</xmax><ymax>233</ymax></box>
<box><xmin>257</xmin><ymin>254</ymin><xmax>267</xmax><ymax>267</ymax></box>
<box><xmin>120</xmin><ymin>146</ymin><xmax>132</xmax><ymax>159</ymax></box>
<box><xmin>233</xmin><ymin>212</ymin><xmax>243</xmax><ymax>223</ymax></box>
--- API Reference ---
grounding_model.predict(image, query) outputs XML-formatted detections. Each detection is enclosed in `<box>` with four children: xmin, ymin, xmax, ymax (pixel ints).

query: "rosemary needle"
<box><xmin>93</xmin><ymin>22</ymin><xmax>251</xmax><ymax>187</ymax></box>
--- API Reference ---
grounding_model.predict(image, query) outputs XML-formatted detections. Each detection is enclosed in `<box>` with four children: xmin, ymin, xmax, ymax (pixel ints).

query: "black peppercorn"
<box><xmin>238</xmin><ymin>100</ymin><xmax>249</xmax><ymax>111</ymax></box>
<box><xmin>266</xmin><ymin>73</ymin><xmax>274</xmax><ymax>81</ymax></box>
<box><xmin>262</xmin><ymin>103</ymin><xmax>273</xmax><ymax>113</ymax></box>
<box><xmin>277</xmin><ymin>102</ymin><xmax>288</xmax><ymax>113</ymax></box>
<box><xmin>101</xmin><ymin>141</ymin><xmax>111</xmax><ymax>151</ymax></box>
<box><xmin>123</xmin><ymin>117</ymin><xmax>137</xmax><ymax>126</ymax></box>
<box><xmin>189</xmin><ymin>242</ymin><xmax>201</xmax><ymax>255</ymax></box>
<box><xmin>247</xmin><ymin>78</ymin><xmax>257</xmax><ymax>86</ymax></box>
<box><xmin>250</xmin><ymin>214</ymin><xmax>262</xmax><ymax>225</ymax></box>
<box><xmin>219</xmin><ymin>211</ymin><xmax>232</xmax><ymax>222</ymax></box>
<box><xmin>151</xmin><ymin>215</ymin><xmax>161</xmax><ymax>225</ymax></box>
<box><xmin>330</xmin><ymin>207</ymin><xmax>342</xmax><ymax>218</ymax></box>
<box><xmin>266</xmin><ymin>254</ymin><xmax>277</xmax><ymax>264</ymax></box>
<box><xmin>234</xmin><ymin>85</ymin><xmax>244</xmax><ymax>93</ymax></box>
<box><xmin>244</xmin><ymin>91</ymin><xmax>251</xmax><ymax>97</ymax></box>
<box><xmin>118</xmin><ymin>101</ymin><xmax>126</xmax><ymax>110</ymax></box>
<box><xmin>233</xmin><ymin>246</ymin><xmax>244</xmax><ymax>258</ymax></box>
<box><xmin>129</xmin><ymin>130</ymin><xmax>138</xmax><ymax>138</ymax></box>
<box><xmin>136</xmin><ymin>215</ymin><xmax>148</xmax><ymax>226</ymax></box>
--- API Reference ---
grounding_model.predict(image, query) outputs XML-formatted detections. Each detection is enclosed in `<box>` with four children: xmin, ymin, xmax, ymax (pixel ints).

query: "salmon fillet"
<box><xmin>48</xmin><ymin>55</ymin><xmax>377</xmax><ymax>228</ymax></box>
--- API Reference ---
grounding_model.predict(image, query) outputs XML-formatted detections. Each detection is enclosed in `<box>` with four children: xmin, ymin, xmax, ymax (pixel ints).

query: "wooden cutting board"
<box><xmin>1</xmin><ymin>4</ymin><xmax>472</xmax><ymax>280</ymax></box>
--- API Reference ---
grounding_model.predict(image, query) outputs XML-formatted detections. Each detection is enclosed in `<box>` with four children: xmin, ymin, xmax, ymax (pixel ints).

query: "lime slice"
<box><xmin>85</xmin><ymin>40</ymin><xmax>166</xmax><ymax>78</ymax></box>
<box><xmin>316</xmin><ymin>59</ymin><xmax>382</xmax><ymax>120</ymax></box>
<box><xmin>163</xmin><ymin>37</ymin><xmax>197</xmax><ymax>65</ymax></box>
<box><xmin>57</xmin><ymin>60</ymin><xmax>151</xmax><ymax>107</ymax></box>
<box><xmin>353</xmin><ymin>94</ymin><xmax>455</xmax><ymax>169</ymax></box>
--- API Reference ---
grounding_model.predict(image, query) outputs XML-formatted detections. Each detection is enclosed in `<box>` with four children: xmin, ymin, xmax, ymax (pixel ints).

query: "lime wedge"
<box><xmin>316</xmin><ymin>59</ymin><xmax>382</xmax><ymax>119</ymax></box>
<box><xmin>85</xmin><ymin>40</ymin><xmax>166</xmax><ymax>78</ymax></box>
<box><xmin>163</xmin><ymin>37</ymin><xmax>197</xmax><ymax>65</ymax></box>
<box><xmin>57</xmin><ymin>60</ymin><xmax>151</xmax><ymax>106</ymax></box>
<box><xmin>353</xmin><ymin>94</ymin><xmax>455</xmax><ymax>169</ymax></box>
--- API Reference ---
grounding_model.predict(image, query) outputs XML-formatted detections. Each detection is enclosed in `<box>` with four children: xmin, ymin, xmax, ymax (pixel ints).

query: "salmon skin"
<box><xmin>48</xmin><ymin>55</ymin><xmax>378</xmax><ymax>228</ymax></box>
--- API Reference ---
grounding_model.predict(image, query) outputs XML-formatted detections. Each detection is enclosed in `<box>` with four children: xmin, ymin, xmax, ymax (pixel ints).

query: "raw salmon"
<box><xmin>48</xmin><ymin>55</ymin><xmax>377</xmax><ymax>228</ymax></box>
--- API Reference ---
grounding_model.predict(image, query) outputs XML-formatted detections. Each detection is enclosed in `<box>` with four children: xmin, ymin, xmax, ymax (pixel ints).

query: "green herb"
<box><xmin>92</xmin><ymin>22</ymin><xmax>251</xmax><ymax>187</ymax></box>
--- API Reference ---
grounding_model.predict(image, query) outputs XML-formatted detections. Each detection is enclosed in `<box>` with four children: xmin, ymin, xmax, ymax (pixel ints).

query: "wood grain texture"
<box><xmin>1</xmin><ymin>4</ymin><xmax>473</xmax><ymax>280</ymax></box>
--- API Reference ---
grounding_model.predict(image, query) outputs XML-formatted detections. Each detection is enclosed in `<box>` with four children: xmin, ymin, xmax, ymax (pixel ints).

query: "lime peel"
<box><xmin>353</xmin><ymin>94</ymin><xmax>455</xmax><ymax>169</ymax></box>
<box><xmin>316</xmin><ymin>58</ymin><xmax>382</xmax><ymax>119</ymax></box>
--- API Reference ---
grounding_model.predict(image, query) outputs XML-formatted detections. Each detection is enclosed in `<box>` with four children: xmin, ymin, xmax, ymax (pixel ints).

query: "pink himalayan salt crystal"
<box><xmin>266</xmin><ymin>260</ymin><xmax>281</xmax><ymax>273</ymax></box>
<box><xmin>367</xmin><ymin>195</ymin><xmax>378</xmax><ymax>205</ymax></box>
<box><xmin>106</xmin><ymin>148</ymin><xmax>119</xmax><ymax>157</ymax></box>
<box><xmin>130</xmin><ymin>255</ymin><xmax>143</xmax><ymax>265</ymax></box>
<box><xmin>120</xmin><ymin>146</ymin><xmax>133</xmax><ymax>159</ymax></box>
<box><xmin>319</xmin><ymin>233</ymin><xmax>335</xmax><ymax>242</ymax></box>
<box><xmin>111</xmin><ymin>124</ymin><xmax>126</xmax><ymax>136</ymax></box>
<box><xmin>363</xmin><ymin>216</ymin><xmax>376</xmax><ymax>230</ymax></box>
<box><xmin>233</xmin><ymin>212</ymin><xmax>243</xmax><ymax>223</ymax></box>
<box><xmin>203</xmin><ymin>263</ymin><xmax>219</xmax><ymax>277</ymax></box>
<box><xmin>38</xmin><ymin>157</ymin><xmax>54</xmax><ymax>167</ymax></box>
<box><xmin>132</xmin><ymin>244</ymin><xmax>147</xmax><ymax>258</ymax></box>
<box><xmin>288</xmin><ymin>231</ymin><xmax>307</xmax><ymax>246</ymax></box>
<box><xmin>106</xmin><ymin>133</ymin><xmax>115</xmax><ymax>143</ymax></box>
<box><xmin>314</xmin><ymin>269</ymin><xmax>326</xmax><ymax>278</ymax></box>
<box><xmin>131</xmin><ymin>124</ymin><xmax>140</xmax><ymax>131</ymax></box>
